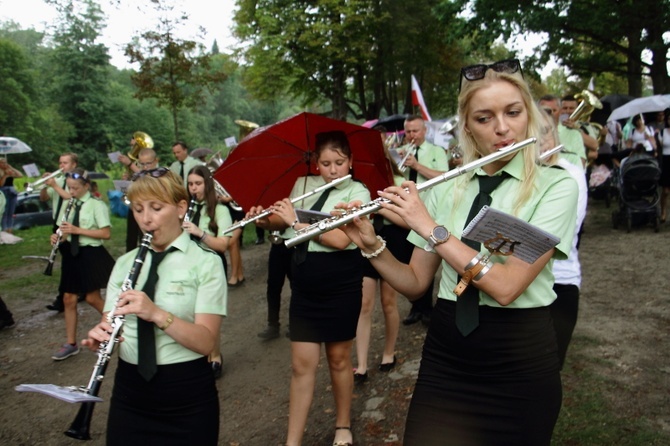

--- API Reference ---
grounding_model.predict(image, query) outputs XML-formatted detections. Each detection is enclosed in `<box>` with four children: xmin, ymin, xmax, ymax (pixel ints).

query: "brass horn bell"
<box><xmin>129</xmin><ymin>131</ymin><xmax>154</xmax><ymax>161</ymax></box>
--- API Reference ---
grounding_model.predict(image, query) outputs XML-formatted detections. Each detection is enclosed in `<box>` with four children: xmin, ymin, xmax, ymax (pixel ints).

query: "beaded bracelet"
<box><xmin>361</xmin><ymin>235</ymin><xmax>387</xmax><ymax>259</ymax></box>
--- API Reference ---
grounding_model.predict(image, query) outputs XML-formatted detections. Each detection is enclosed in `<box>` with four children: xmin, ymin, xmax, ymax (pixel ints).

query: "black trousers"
<box><xmin>265</xmin><ymin>241</ymin><xmax>292</xmax><ymax>327</ymax></box>
<box><xmin>549</xmin><ymin>283</ymin><xmax>580</xmax><ymax>370</ymax></box>
<box><xmin>0</xmin><ymin>297</ymin><xmax>13</xmax><ymax>320</ymax></box>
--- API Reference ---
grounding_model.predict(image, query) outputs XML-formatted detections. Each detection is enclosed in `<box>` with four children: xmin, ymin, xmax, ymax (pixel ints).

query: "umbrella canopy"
<box><xmin>608</xmin><ymin>95</ymin><xmax>670</xmax><ymax>122</ymax></box>
<box><xmin>376</xmin><ymin>114</ymin><xmax>408</xmax><ymax>132</ymax></box>
<box><xmin>190</xmin><ymin>147</ymin><xmax>214</xmax><ymax>159</ymax></box>
<box><xmin>213</xmin><ymin>112</ymin><xmax>394</xmax><ymax>211</ymax></box>
<box><xmin>601</xmin><ymin>93</ymin><xmax>635</xmax><ymax>112</ymax></box>
<box><xmin>0</xmin><ymin>137</ymin><xmax>32</xmax><ymax>154</ymax></box>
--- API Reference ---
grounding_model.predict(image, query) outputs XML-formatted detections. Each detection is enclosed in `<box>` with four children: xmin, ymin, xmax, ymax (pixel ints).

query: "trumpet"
<box><xmin>285</xmin><ymin>138</ymin><xmax>538</xmax><ymax>248</ymax></box>
<box><xmin>223</xmin><ymin>174</ymin><xmax>352</xmax><ymax>235</ymax></box>
<box><xmin>398</xmin><ymin>142</ymin><xmax>417</xmax><ymax>173</ymax></box>
<box><xmin>44</xmin><ymin>197</ymin><xmax>76</xmax><ymax>276</ymax></box>
<box><xmin>25</xmin><ymin>169</ymin><xmax>64</xmax><ymax>193</ymax></box>
<box><xmin>65</xmin><ymin>232</ymin><xmax>154</xmax><ymax>440</ymax></box>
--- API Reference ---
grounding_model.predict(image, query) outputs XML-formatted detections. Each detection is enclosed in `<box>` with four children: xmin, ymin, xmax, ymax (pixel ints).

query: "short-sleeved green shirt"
<box><xmin>558</xmin><ymin>125</ymin><xmax>586</xmax><ymax>170</ymax></box>
<box><xmin>170</xmin><ymin>156</ymin><xmax>204</xmax><ymax>189</ymax></box>
<box><xmin>401</xmin><ymin>140</ymin><xmax>450</xmax><ymax>186</ymax></box>
<box><xmin>288</xmin><ymin>176</ymin><xmax>371</xmax><ymax>252</ymax></box>
<box><xmin>407</xmin><ymin>152</ymin><xmax>578</xmax><ymax>309</ymax></box>
<box><xmin>56</xmin><ymin>192</ymin><xmax>111</xmax><ymax>247</ymax></box>
<box><xmin>193</xmin><ymin>202</ymin><xmax>233</xmax><ymax>237</ymax></box>
<box><xmin>45</xmin><ymin>177</ymin><xmax>68</xmax><ymax>220</ymax></box>
<box><xmin>105</xmin><ymin>230</ymin><xmax>227</xmax><ymax>365</ymax></box>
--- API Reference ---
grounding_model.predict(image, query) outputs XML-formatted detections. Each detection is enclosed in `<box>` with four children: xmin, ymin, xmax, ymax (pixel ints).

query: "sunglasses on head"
<box><xmin>459</xmin><ymin>59</ymin><xmax>523</xmax><ymax>92</ymax></box>
<box><xmin>131</xmin><ymin>167</ymin><xmax>170</xmax><ymax>181</ymax></box>
<box><xmin>66</xmin><ymin>172</ymin><xmax>89</xmax><ymax>182</ymax></box>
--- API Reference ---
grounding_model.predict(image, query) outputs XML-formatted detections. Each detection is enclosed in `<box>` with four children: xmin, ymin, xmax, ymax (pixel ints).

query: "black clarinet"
<box><xmin>44</xmin><ymin>197</ymin><xmax>75</xmax><ymax>276</ymax></box>
<box><xmin>65</xmin><ymin>232</ymin><xmax>153</xmax><ymax>440</ymax></box>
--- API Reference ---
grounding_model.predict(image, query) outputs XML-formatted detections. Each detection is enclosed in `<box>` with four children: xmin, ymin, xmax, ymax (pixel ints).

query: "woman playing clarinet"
<box><xmin>82</xmin><ymin>167</ymin><xmax>226</xmax><ymax>445</ymax></box>
<box><xmin>339</xmin><ymin>59</ymin><xmax>578</xmax><ymax>445</ymax></box>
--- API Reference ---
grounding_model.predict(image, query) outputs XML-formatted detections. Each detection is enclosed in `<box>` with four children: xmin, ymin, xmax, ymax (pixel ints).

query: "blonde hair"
<box><xmin>127</xmin><ymin>170</ymin><xmax>188</xmax><ymax>206</ymax></box>
<box><xmin>456</xmin><ymin>69</ymin><xmax>544</xmax><ymax>214</ymax></box>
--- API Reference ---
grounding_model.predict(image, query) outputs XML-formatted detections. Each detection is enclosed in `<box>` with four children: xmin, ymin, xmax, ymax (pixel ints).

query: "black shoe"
<box><xmin>46</xmin><ymin>298</ymin><xmax>64</xmax><ymax>312</ymax></box>
<box><xmin>211</xmin><ymin>361</ymin><xmax>222</xmax><ymax>380</ymax></box>
<box><xmin>254</xmin><ymin>238</ymin><xmax>265</xmax><ymax>245</ymax></box>
<box><xmin>402</xmin><ymin>311</ymin><xmax>422</xmax><ymax>326</ymax></box>
<box><xmin>353</xmin><ymin>371</ymin><xmax>368</xmax><ymax>384</ymax></box>
<box><xmin>378</xmin><ymin>355</ymin><xmax>397</xmax><ymax>372</ymax></box>
<box><xmin>257</xmin><ymin>325</ymin><xmax>280</xmax><ymax>340</ymax></box>
<box><xmin>0</xmin><ymin>318</ymin><xmax>15</xmax><ymax>330</ymax></box>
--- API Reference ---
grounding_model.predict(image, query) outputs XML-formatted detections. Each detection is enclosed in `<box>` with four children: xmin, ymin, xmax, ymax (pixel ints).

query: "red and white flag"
<box><xmin>411</xmin><ymin>75</ymin><xmax>432</xmax><ymax>122</ymax></box>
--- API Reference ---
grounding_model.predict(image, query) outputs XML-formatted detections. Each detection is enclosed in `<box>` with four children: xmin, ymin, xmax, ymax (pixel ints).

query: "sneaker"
<box><xmin>257</xmin><ymin>325</ymin><xmax>280</xmax><ymax>340</ymax></box>
<box><xmin>52</xmin><ymin>343</ymin><xmax>80</xmax><ymax>361</ymax></box>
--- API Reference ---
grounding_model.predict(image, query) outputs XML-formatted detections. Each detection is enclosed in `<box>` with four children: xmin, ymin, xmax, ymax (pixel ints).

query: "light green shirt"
<box><xmin>408</xmin><ymin>152</ymin><xmax>578</xmax><ymax>309</ymax></box>
<box><xmin>194</xmin><ymin>202</ymin><xmax>233</xmax><ymax>237</ymax></box>
<box><xmin>288</xmin><ymin>175</ymin><xmax>371</xmax><ymax>252</ymax></box>
<box><xmin>169</xmin><ymin>156</ymin><xmax>204</xmax><ymax>189</ymax></box>
<box><xmin>105</xmin><ymin>230</ymin><xmax>227</xmax><ymax>365</ymax></box>
<box><xmin>401</xmin><ymin>140</ymin><xmax>450</xmax><ymax>186</ymax></box>
<box><xmin>46</xmin><ymin>177</ymin><xmax>68</xmax><ymax>220</ymax></box>
<box><xmin>56</xmin><ymin>192</ymin><xmax>111</xmax><ymax>247</ymax></box>
<box><xmin>558</xmin><ymin>124</ymin><xmax>586</xmax><ymax>170</ymax></box>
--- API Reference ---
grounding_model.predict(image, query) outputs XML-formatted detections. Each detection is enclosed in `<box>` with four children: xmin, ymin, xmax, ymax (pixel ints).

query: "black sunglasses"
<box><xmin>459</xmin><ymin>59</ymin><xmax>523</xmax><ymax>91</ymax></box>
<box><xmin>131</xmin><ymin>167</ymin><xmax>170</xmax><ymax>181</ymax></box>
<box><xmin>66</xmin><ymin>172</ymin><xmax>89</xmax><ymax>182</ymax></box>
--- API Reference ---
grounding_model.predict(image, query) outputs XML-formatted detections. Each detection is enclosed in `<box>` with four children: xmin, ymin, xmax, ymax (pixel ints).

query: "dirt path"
<box><xmin>1</xmin><ymin>197</ymin><xmax>669</xmax><ymax>445</ymax></box>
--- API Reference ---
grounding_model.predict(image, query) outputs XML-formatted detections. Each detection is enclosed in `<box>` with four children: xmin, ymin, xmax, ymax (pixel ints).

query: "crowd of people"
<box><xmin>2</xmin><ymin>56</ymin><xmax>668</xmax><ymax>445</ymax></box>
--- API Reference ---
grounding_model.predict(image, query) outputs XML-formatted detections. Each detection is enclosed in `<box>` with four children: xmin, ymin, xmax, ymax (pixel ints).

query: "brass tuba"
<box><xmin>569</xmin><ymin>90</ymin><xmax>603</xmax><ymax>123</ymax></box>
<box><xmin>129</xmin><ymin>131</ymin><xmax>154</xmax><ymax>162</ymax></box>
<box><xmin>234</xmin><ymin>120</ymin><xmax>259</xmax><ymax>143</ymax></box>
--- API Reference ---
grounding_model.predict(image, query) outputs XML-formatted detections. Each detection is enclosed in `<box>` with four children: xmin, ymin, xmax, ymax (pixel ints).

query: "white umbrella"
<box><xmin>608</xmin><ymin>94</ymin><xmax>670</xmax><ymax>121</ymax></box>
<box><xmin>0</xmin><ymin>137</ymin><xmax>33</xmax><ymax>154</ymax></box>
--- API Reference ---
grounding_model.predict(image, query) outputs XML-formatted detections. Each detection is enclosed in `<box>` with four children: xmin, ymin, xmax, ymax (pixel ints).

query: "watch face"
<box><xmin>433</xmin><ymin>226</ymin><xmax>449</xmax><ymax>240</ymax></box>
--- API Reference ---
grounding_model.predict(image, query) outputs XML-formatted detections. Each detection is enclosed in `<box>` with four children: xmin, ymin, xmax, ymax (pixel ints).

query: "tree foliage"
<box><xmin>442</xmin><ymin>0</ymin><xmax>670</xmax><ymax>96</ymax></box>
<box><xmin>124</xmin><ymin>0</ymin><xmax>227</xmax><ymax>139</ymax></box>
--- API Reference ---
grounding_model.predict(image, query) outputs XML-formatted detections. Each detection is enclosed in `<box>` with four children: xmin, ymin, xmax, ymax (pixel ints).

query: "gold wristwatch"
<box><xmin>424</xmin><ymin>225</ymin><xmax>450</xmax><ymax>251</ymax></box>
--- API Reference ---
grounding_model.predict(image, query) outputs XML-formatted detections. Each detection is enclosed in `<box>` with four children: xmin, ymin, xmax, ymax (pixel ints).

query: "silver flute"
<box><xmin>64</xmin><ymin>232</ymin><xmax>154</xmax><ymax>440</ymax></box>
<box><xmin>285</xmin><ymin>138</ymin><xmax>539</xmax><ymax>248</ymax></box>
<box><xmin>223</xmin><ymin>174</ymin><xmax>352</xmax><ymax>234</ymax></box>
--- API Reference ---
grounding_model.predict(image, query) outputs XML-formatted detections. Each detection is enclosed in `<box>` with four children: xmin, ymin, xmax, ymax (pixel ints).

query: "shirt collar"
<box><xmin>157</xmin><ymin>230</ymin><xmax>191</xmax><ymax>254</ymax></box>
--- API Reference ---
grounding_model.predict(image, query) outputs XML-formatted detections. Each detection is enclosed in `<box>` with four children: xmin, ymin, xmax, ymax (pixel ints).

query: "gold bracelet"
<box><xmin>158</xmin><ymin>312</ymin><xmax>174</xmax><ymax>330</ymax></box>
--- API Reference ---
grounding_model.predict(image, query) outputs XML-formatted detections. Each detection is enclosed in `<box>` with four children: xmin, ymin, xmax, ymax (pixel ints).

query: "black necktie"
<box><xmin>137</xmin><ymin>248</ymin><xmax>176</xmax><ymax>381</ymax></box>
<box><xmin>190</xmin><ymin>204</ymin><xmax>204</xmax><ymax>242</ymax></box>
<box><xmin>409</xmin><ymin>144</ymin><xmax>420</xmax><ymax>182</ymax></box>
<box><xmin>70</xmin><ymin>201</ymin><xmax>82</xmax><ymax>256</ymax></box>
<box><xmin>294</xmin><ymin>186</ymin><xmax>334</xmax><ymax>264</ymax></box>
<box><xmin>179</xmin><ymin>161</ymin><xmax>185</xmax><ymax>179</ymax></box>
<box><xmin>456</xmin><ymin>173</ymin><xmax>509</xmax><ymax>336</ymax></box>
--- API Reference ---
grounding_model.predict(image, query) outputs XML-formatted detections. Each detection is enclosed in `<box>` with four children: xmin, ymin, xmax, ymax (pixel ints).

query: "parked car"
<box><xmin>12</xmin><ymin>193</ymin><xmax>52</xmax><ymax>230</ymax></box>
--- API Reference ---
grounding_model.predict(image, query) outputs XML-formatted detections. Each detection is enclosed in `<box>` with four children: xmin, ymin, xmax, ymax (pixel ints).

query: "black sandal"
<box><xmin>333</xmin><ymin>426</ymin><xmax>352</xmax><ymax>446</ymax></box>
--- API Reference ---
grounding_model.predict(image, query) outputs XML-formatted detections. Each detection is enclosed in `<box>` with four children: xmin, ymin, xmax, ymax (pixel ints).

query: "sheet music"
<box><xmin>107</xmin><ymin>151</ymin><xmax>121</xmax><ymax>163</ymax></box>
<box><xmin>462</xmin><ymin>206</ymin><xmax>560</xmax><ymax>264</ymax></box>
<box><xmin>296</xmin><ymin>209</ymin><xmax>331</xmax><ymax>225</ymax></box>
<box><xmin>15</xmin><ymin>384</ymin><xmax>103</xmax><ymax>404</ymax></box>
<box><xmin>22</xmin><ymin>163</ymin><xmax>40</xmax><ymax>178</ymax></box>
<box><xmin>113</xmin><ymin>180</ymin><xmax>131</xmax><ymax>193</ymax></box>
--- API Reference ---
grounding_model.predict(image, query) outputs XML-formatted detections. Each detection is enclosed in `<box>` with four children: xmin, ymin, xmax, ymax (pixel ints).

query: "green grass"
<box><xmin>552</xmin><ymin>334</ymin><xmax>670</xmax><ymax>445</ymax></box>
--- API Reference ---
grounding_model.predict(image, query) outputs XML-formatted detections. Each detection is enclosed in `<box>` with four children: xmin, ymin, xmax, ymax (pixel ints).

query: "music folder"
<box><xmin>461</xmin><ymin>206</ymin><xmax>560</xmax><ymax>264</ymax></box>
<box><xmin>15</xmin><ymin>384</ymin><xmax>103</xmax><ymax>404</ymax></box>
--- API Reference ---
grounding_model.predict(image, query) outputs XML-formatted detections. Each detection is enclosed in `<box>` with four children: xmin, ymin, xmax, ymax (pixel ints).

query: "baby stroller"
<box><xmin>611</xmin><ymin>154</ymin><xmax>661</xmax><ymax>232</ymax></box>
<box><xmin>589</xmin><ymin>164</ymin><xmax>616</xmax><ymax>207</ymax></box>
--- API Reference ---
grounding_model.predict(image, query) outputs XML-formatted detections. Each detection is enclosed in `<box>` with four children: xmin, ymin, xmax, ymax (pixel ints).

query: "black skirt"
<box><xmin>660</xmin><ymin>155</ymin><xmax>670</xmax><ymax>188</ymax></box>
<box><xmin>107</xmin><ymin>357</ymin><xmax>219</xmax><ymax>446</ymax></box>
<box><xmin>403</xmin><ymin>299</ymin><xmax>562</xmax><ymax>446</ymax></box>
<box><xmin>59</xmin><ymin>242</ymin><xmax>115</xmax><ymax>294</ymax></box>
<box><xmin>289</xmin><ymin>249</ymin><xmax>363</xmax><ymax>343</ymax></box>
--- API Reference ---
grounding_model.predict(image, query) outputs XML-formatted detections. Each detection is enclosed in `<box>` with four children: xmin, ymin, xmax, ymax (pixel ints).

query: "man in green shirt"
<box><xmin>169</xmin><ymin>141</ymin><xmax>203</xmax><ymax>189</ymax></box>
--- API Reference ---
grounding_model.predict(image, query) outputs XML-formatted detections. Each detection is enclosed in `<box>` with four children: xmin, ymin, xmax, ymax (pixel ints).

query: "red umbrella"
<box><xmin>213</xmin><ymin>112</ymin><xmax>394</xmax><ymax>211</ymax></box>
